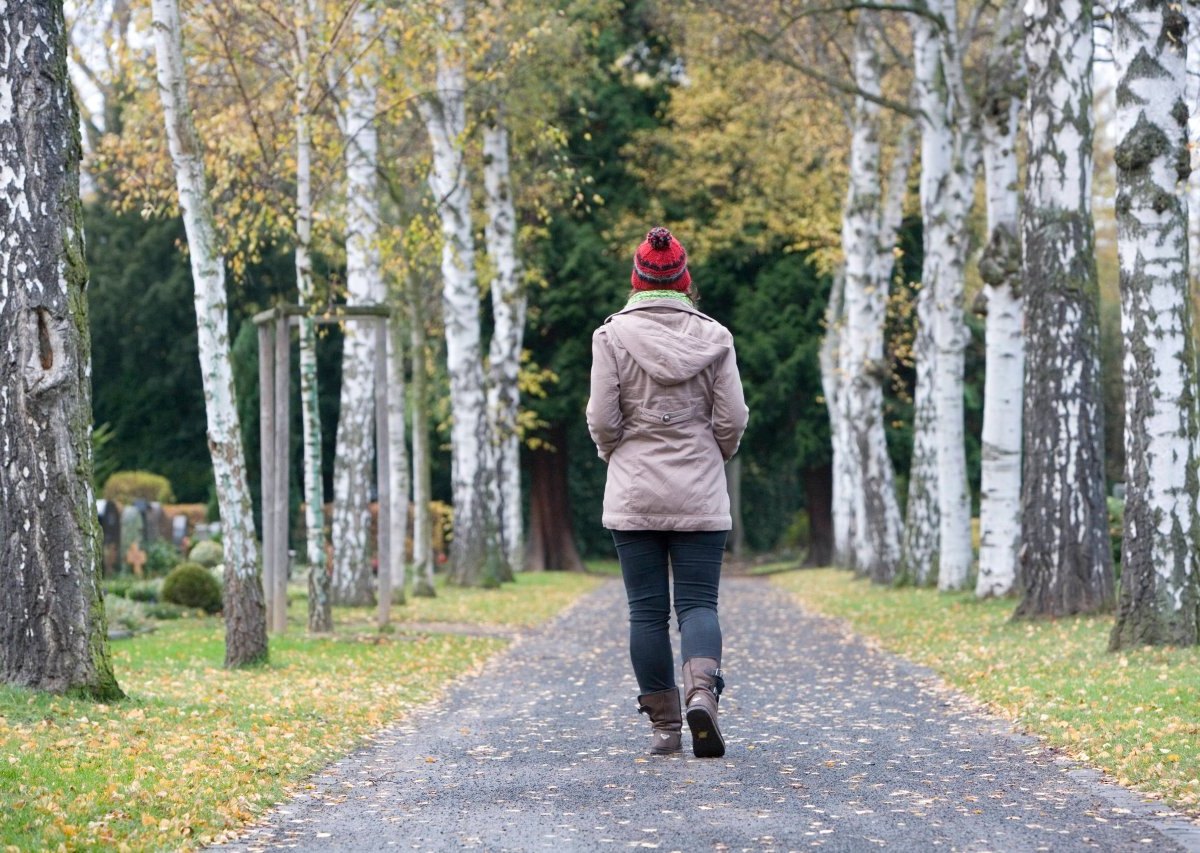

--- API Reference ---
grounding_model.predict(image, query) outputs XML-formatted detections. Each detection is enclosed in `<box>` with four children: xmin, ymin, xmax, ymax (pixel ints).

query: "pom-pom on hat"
<box><xmin>631</xmin><ymin>227</ymin><xmax>691</xmax><ymax>292</ymax></box>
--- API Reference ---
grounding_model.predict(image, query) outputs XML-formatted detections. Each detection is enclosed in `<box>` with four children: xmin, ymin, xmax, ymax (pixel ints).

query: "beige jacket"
<box><xmin>586</xmin><ymin>298</ymin><xmax>749</xmax><ymax>531</ymax></box>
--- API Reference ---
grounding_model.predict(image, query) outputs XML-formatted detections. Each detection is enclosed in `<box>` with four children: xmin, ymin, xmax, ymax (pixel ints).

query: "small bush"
<box><xmin>162</xmin><ymin>562</ymin><xmax>222</xmax><ymax>614</ymax></box>
<box><xmin>1108</xmin><ymin>496</ymin><xmax>1124</xmax><ymax>578</ymax></box>
<box><xmin>102</xmin><ymin>470</ymin><xmax>175</xmax><ymax>505</ymax></box>
<box><xmin>188</xmin><ymin>539</ymin><xmax>224</xmax><ymax>569</ymax></box>
<box><xmin>144</xmin><ymin>602</ymin><xmax>186</xmax><ymax>620</ymax></box>
<box><xmin>104</xmin><ymin>596</ymin><xmax>149</xmax><ymax>632</ymax></box>
<box><xmin>104</xmin><ymin>578</ymin><xmax>134</xmax><ymax>599</ymax></box>
<box><xmin>145</xmin><ymin>540</ymin><xmax>182</xmax><ymax>576</ymax></box>
<box><xmin>126</xmin><ymin>580</ymin><xmax>161</xmax><ymax>604</ymax></box>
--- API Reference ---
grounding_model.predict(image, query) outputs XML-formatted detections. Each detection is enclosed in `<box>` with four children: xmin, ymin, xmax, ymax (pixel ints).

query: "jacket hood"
<box><xmin>607</xmin><ymin>310</ymin><xmax>729</xmax><ymax>386</ymax></box>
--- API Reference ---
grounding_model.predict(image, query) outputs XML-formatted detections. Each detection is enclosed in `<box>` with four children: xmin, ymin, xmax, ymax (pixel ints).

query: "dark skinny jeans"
<box><xmin>611</xmin><ymin>529</ymin><xmax>728</xmax><ymax>694</ymax></box>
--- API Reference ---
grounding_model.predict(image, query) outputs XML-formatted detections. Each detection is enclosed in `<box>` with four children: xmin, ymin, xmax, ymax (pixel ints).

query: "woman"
<box><xmin>586</xmin><ymin>227</ymin><xmax>749</xmax><ymax>758</ymax></box>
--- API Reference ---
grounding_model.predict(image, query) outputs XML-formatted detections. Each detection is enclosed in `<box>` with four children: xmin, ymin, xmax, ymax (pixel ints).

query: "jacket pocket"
<box><xmin>637</xmin><ymin>403</ymin><xmax>697</xmax><ymax>426</ymax></box>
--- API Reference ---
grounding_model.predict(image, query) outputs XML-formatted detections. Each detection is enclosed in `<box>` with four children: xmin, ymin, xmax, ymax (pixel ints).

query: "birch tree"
<box><xmin>838</xmin><ymin>12</ymin><xmax>910</xmax><ymax>582</ymax></box>
<box><xmin>820</xmin><ymin>273</ymin><xmax>852</xmax><ymax>566</ymax></box>
<box><xmin>483</xmin><ymin>108</ymin><xmax>525</xmax><ymax>574</ymax></box>
<box><xmin>409</xmin><ymin>298</ymin><xmax>438</xmax><ymax>596</ymax></box>
<box><xmin>151</xmin><ymin>0</ymin><xmax>268</xmax><ymax>665</ymax></box>
<box><xmin>386</xmin><ymin>317</ymin><xmax>410</xmax><ymax>602</ymax></box>
<box><xmin>1109</xmin><ymin>0</ymin><xmax>1200</xmax><ymax>648</ymax></box>
<box><xmin>67</xmin><ymin>0</ymin><xmax>133</xmax><ymax>151</ymax></box>
<box><xmin>0</xmin><ymin>0</ymin><xmax>123</xmax><ymax>698</ymax></box>
<box><xmin>331</xmin><ymin>1</ymin><xmax>382</xmax><ymax>607</ymax></box>
<box><xmin>1015</xmin><ymin>0</ymin><xmax>1114</xmax><ymax>618</ymax></box>
<box><xmin>912</xmin><ymin>2</ymin><xmax>976</xmax><ymax>591</ymax></box>
<box><xmin>1189</xmin><ymin>6</ymin><xmax>1200</xmax><ymax>278</ymax></box>
<box><xmin>902</xmin><ymin>280</ymin><xmax>940</xmax><ymax>585</ymax></box>
<box><xmin>975</xmin><ymin>4</ymin><xmax>1024</xmax><ymax>598</ymax></box>
<box><xmin>417</xmin><ymin>0</ymin><xmax>500</xmax><ymax>586</ymax></box>
<box><xmin>294</xmin><ymin>0</ymin><xmax>332</xmax><ymax>630</ymax></box>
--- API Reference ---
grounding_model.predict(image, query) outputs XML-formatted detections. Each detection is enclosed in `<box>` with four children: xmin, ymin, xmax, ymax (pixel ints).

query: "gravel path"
<box><xmin>219</xmin><ymin>576</ymin><xmax>1200</xmax><ymax>852</ymax></box>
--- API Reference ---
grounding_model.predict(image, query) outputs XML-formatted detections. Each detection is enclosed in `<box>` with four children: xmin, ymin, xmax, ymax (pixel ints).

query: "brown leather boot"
<box><xmin>637</xmin><ymin>688</ymin><xmax>683</xmax><ymax>755</ymax></box>
<box><xmin>682</xmin><ymin>657</ymin><xmax>725</xmax><ymax>758</ymax></box>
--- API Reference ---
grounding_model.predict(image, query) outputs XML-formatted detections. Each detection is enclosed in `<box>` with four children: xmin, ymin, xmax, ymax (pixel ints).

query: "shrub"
<box><xmin>102</xmin><ymin>470</ymin><xmax>175</xmax><ymax>505</ymax></box>
<box><xmin>104</xmin><ymin>596</ymin><xmax>149</xmax><ymax>633</ymax></box>
<box><xmin>104</xmin><ymin>578</ymin><xmax>134</xmax><ymax>599</ymax></box>
<box><xmin>162</xmin><ymin>562</ymin><xmax>222</xmax><ymax>614</ymax></box>
<box><xmin>1108</xmin><ymin>496</ymin><xmax>1124</xmax><ymax>578</ymax></box>
<box><xmin>144</xmin><ymin>602</ymin><xmax>186</xmax><ymax>620</ymax></box>
<box><xmin>188</xmin><ymin>539</ymin><xmax>224</xmax><ymax>569</ymax></box>
<box><xmin>145</xmin><ymin>540</ymin><xmax>182</xmax><ymax>576</ymax></box>
<box><xmin>126</xmin><ymin>580</ymin><xmax>161</xmax><ymax>604</ymax></box>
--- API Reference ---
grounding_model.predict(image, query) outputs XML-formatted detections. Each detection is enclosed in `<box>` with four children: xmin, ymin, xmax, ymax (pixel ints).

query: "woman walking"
<box><xmin>586</xmin><ymin>227</ymin><xmax>749</xmax><ymax>758</ymax></box>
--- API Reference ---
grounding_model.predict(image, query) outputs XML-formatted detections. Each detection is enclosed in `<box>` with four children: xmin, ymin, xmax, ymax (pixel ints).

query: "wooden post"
<box><xmin>257</xmin><ymin>322</ymin><xmax>276</xmax><ymax>630</ymax></box>
<box><xmin>375</xmin><ymin>318</ymin><xmax>392</xmax><ymax>629</ymax></box>
<box><xmin>273</xmin><ymin>313</ymin><xmax>291</xmax><ymax>634</ymax></box>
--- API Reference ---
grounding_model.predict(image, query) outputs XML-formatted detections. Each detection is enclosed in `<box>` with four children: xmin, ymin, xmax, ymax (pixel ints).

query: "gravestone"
<box><xmin>144</xmin><ymin>502</ymin><xmax>167</xmax><ymax>544</ymax></box>
<box><xmin>119</xmin><ymin>504</ymin><xmax>144</xmax><ymax>570</ymax></box>
<box><xmin>171</xmin><ymin>514</ymin><xmax>189</xmax><ymax>547</ymax></box>
<box><xmin>96</xmin><ymin>500</ymin><xmax>121</xmax><ymax>576</ymax></box>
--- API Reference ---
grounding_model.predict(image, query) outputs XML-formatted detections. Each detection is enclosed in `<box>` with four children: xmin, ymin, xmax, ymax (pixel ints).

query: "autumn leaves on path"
<box><xmin>222</xmin><ymin>579</ymin><xmax>1197</xmax><ymax>852</ymax></box>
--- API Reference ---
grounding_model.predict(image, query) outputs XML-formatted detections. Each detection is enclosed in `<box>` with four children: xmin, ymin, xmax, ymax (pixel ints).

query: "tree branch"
<box><xmin>746</xmin><ymin>28</ymin><xmax>923</xmax><ymax>118</ymax></box>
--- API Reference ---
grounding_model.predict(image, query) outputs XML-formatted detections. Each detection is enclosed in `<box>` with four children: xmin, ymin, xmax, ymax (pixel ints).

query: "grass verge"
<box><xmin>328</xmin><ymin>571</ymin><xmax>604</xmax><ymax>631</ymax></box>
<box><xmin>0</xmin><ymin>572</ymin><xmax>602</xmax><ymax>850</ymax></box>
<box><xmin>773</xmin><ymin>568</ymin><xmax>1200</xmax><ymax>813</ymax></box>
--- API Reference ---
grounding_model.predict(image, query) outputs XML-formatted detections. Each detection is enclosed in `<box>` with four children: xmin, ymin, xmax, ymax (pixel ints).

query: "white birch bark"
<box><xmin>839</xmin><ymin>13</ymin><xmax>907</xmax><ymax>582</ymax></box>
<box><xmin>410</xmin><ymin>307</ymin><xmax>436</xmax><ymax>596</ymax></box>
<box><xmin>1189</xmin><ymin>5</ymin><xmax>1200</xmax><ymax>279</ymax></box>
<box><xmin>295</xmin><ymin>0</ymin><xmax>330</xmax><ymax>630</ymax></box>
<box><xmin>902</xmin><ymin>279</ymin><xmax>940</xmax><ymax>585</ymax></box>
<box><xmin>484</xmin><ymin>115</ymin><xmax>525</xmax><ymax>575</ymax></box>
<box><xmin>331</xmin><ymin>2</ymin><xmax>381</xmax><ymax>607</ymax></box>
<box><xmin>820</xmin><ymin>272</ymin><xmax>852</xmax><ymax>567</ymax></box>
<box><xmin>417</xmin><ymin>0</ymin><xmax>496</xmax><ymax>585</ymax></box>
<box><xmin>151</xmin><ymin>0</ymin><xmax>266</xmax><ymax>665</ymax></box>
<box><xmin>387</xmin><ymin>317</ymin><xmax>410</xmax><ymax>601</ymax></box>
<box><xmin>913</xmin><ymin>4</ymin><xmax>976</xmax><ymax>591</ymax></box>
<box><xmin>976</xmin><ymin>12</ymin><xmax>1025</xmax><ymax>599</ymax></box>
<box><xmin>1016</xmin><ymin>0</ymin><xmax>1114</xmax><ymax>618</ymax></box>
<box><xmin>1109</xmin><ymin>0</ymin><xmax>1200</xmax><ymax>648</ymax></box>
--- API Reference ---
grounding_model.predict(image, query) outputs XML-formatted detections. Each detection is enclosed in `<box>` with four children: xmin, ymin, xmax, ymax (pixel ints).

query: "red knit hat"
<box><xmin>631</xmin><ymin>227</ymin><xmax>691</xmax><ymax>292</ymax></box>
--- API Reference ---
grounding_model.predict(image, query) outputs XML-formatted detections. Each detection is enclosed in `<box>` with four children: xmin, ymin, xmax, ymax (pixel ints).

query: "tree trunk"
<box><xmin>484</xmin><ymin>114</ymin><xmax>525</xmax><ymax>579</ymax></box>
<box><xmin>727</xmin><ymin>456</ymin><xmax>745</xmax><ymax>557</ymax></box>
<box><xmin>840</xmin><ymin>13</ymin><xmax>904</xmax><ymax>583</ymax></box>
<box><xmin>804</xmin><ymin>464</ymin><xmax>835</xmax><ymax>567</ymax></box>
<box><xmin>1189</xmin><ymin>3</ymin><xmax>1200</xmax><ymax>283</ymax></box>
<box><xmin>151</xmin><ymin>0</ymin><xmax>267</xmax><ymax>665</ymax></box>
<box><xmin>416</xmin><ymin>0</ymin><xmax>498</xmax><ymax>586</ymax></box>
<box><xmin>902</xmin><ymin>281</ymin><xmax>940</xmax><ymax>585</ymax></box>
<box><xmin>0</xmin><ymin>0</ymin><xmax>123</xmax><ymax>698</ymax></box>
<box><xmin>410</xmin><ymin>310</ymin><xmax>436</xmax><ymax>597</ymax></box>
<box><xmin>525</xmin><ymin>425</ymin><xmax>586</xmax><ymax>573</ymax></box>
<box><xmin>331</xmin><ymin>2</ymin><xmax>381</xmax><ymax>607</ymax></box>
<box><xmin>913</xmin><ymin>5</ymin><xmax>976</xmax><ymax>591</ymax></box>
<box><xmin>976</xmin><ymin>15</ymin><xmax>1025</xmax><ymax>599</ymax></box>
<box><xmin>819</xmin><ymin>272</ymin><xmax>852</xmax><ymax>567</ymax></box>
<box><xmin>294</xmin><ymin>0</ymin><xmax>330</xmax><ymax>631</ymax></box>
<box><xmin>387</xmin><ymin>317</ymin><xmax>410</xmax><ymax>603</ymax></box>
<box><xmin>1016</xmin><ymin>0</ymin><xmax>1114</xmax><ymax>618</ymax></box>
<box><xmin>1109</xmin><ymin>0</ymin><xmax>1200</xmax><ymax>649</ymax></box>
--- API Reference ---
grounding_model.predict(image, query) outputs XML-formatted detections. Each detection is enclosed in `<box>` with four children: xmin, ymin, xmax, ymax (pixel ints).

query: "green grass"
<box><xmin>327</xmin><ymin>571</ymin><xmax>604</xmax><ymax>630</ymax></box>
<box><xmin>0</xmin><ymin>572</ymin><xmax>601</xmax><ymax>850</ymax></box>
<box><xmin>584</xmin><ymin>559</ymin><xmax>622</xmax><ymax>577</ymax></box>
<box><xmin>773</xmin><ymin>568</ymin><xmax>1200</xmax><ymax>813</ymax></box>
